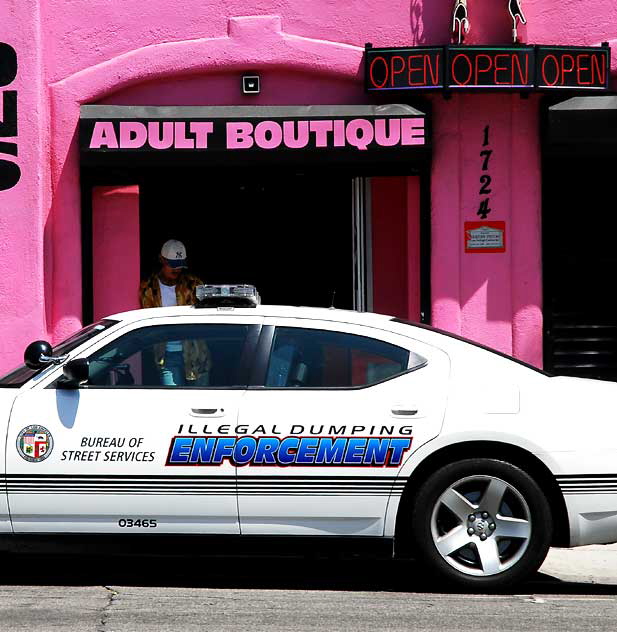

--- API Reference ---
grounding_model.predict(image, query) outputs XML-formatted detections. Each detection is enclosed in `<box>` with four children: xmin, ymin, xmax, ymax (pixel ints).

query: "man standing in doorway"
<box><xmin>139</xmin><ymin>239</ymin><xmax>210</xmax><ymax>386</ymax></box>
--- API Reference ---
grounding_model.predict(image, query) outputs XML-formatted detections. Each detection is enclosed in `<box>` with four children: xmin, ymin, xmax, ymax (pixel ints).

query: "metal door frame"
<box><xmin>352</xmin><ymin>177</ymin><xmax>373</xmax><ymax>312</ymax></box>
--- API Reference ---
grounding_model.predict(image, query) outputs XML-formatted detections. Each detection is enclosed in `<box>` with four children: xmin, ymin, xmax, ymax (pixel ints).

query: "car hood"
<box><xmin>0</xmin><ymin>388</ymin><xmax>18</xmax><ymax>424</ymax></box>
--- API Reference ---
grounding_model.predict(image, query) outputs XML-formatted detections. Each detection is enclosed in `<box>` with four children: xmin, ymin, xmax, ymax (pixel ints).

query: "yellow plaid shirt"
<box><xmin>139</xmin><ymin>272</ymin><xmax>211</xmax><ymax>382</ymax></box>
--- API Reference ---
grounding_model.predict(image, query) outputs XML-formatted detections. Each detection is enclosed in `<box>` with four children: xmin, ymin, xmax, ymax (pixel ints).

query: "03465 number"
<box><xmin>118</xmin><ymin>518</ymin><xmax>157</xmax><ymax>528</ymax></box>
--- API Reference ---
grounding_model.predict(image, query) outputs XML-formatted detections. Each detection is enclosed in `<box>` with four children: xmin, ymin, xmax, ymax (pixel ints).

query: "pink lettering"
<box><xmin>254</xmin><ymin>121</ymin><xmax>283</xmax><ymax>149</ymax></box>
<box><xmin>345</xmin><ymin>119</ymin><xmax>374</xmax><ymax>151</ymax></box>
<box><xmin>374</xmin><ymin>119</ymin><xmax>401</xmax><ymax>147</ymax></box>
<box><xmin>309</xmin><ymin>120</ymin><xmax>333</xmax><ymax>147</ymax></box>
<box><xmin>90</xmin><ymin>122</ymin><xmax>118</xmax><ymax>149</ymax></box>
<box><xmin>283</xmin><ymin>121</ymin><xmax>309</xmax><ymax>149</ymax></box>
<box><xmin>190</xmin><ymin>122</ymin><xmax>214</xmax><ymax>149</ymax></box>
<box><xmin>174</xmin><ymin>122</ymin><xmax>194</xmax><ymax>149</ymax></box>
<box><xmin>333</xmin><ymin>120</ymin><xmax>345</xmax><ymax>147</ymax></box>
<box><xmin>400</xmin><ymin>118</ymin><xmax>425</xmax><ymax>146</ymax></box>
<box><xmin>226</xmin><ymin>122</ymin><xmax>254</xmax><ymax>149</ymax></box>
<box><xmin>119</xmin><ymin>122</ymin><xmax>147</xmax><ymax>149</ymax></box>
<box><xmin>147</xmin><ymin>122</ymin><xmax>174</xmax><ymax>150</ymax></box>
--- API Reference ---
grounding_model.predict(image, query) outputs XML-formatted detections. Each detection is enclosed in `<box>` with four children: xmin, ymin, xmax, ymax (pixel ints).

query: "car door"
<box><xmin>237</xmin><ymin>318</ymin><xmax>450</xmax><ymax>536</ymax></box>
<box><xmin>6</xmin><ymin>315</ymin><xmax>261</xmax><ymax>534</ymax></box>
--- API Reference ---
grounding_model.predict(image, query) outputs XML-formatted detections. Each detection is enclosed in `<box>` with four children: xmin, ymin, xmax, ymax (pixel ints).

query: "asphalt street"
<box><xmin>0</xmin><ymin>547</ymin><xmax>616</xmax><ymax>631</ymax></box>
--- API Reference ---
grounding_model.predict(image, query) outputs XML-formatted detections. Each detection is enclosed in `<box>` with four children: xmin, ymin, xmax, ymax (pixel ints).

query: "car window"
<box><xmin>86</xmin><ymin>324</ymin><xmax>253</xmax><ymax>388</ymax></box>
<box><xmin>391</xmin><ymin>317</ymin><xmax>552</xmax><ymax>376</ymax></box>
<box><xmin>265</xmin><ymin>326</ymin><xmax>413</xmax><ymax>388</ymax></box>
<box><xmin>0</xmin><ymin>319</ymin><xmax>118</xmax><ymax>388</ymax></box>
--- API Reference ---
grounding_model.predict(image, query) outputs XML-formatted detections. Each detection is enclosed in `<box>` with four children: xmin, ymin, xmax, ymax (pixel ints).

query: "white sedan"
<box><xmin>0</xmin><ymin>286</ymin><xmax>615</xmax><ymax>589</ymax></box>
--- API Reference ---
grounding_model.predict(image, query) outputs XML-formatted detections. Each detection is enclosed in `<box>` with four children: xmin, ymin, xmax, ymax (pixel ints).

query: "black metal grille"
<box><xmin>546</xmin><ymin>314</ymin><xmax>617</xmax><ymax>381</ymax></box>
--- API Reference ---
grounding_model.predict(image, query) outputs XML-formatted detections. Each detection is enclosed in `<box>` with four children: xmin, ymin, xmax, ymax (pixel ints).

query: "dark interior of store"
<box><xmin>543</xmin><ymin>151</ymin><xmax>617</xmax><ymax>381</ymax></box>
<box><xmin>139</xmin><ymin>170</ymin><xmax>354</xmax><ymax>310</ymax></box>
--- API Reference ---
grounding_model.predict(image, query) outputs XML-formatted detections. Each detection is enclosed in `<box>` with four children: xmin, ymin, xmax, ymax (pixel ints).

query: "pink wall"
<box><xmin>372</xmin><ymin>177</ymin><xmax>409</xmax><ymax>319</ymax></box>
<box><xmin>0</xmin><ymin>1</ymin><xmax>616</xmax><ymax>371</ymax></box>
<box><xmin>0</xmin><ymin>1</ymin><xmax>48</xmax><ymax>373</ymax></box>
<box><xmin>430</xmin><ymin>94</ymin><xmax>542</xmax><ymax>365</ymax></box>
<box><xmin>92</xmin><ymin>186</ymin><xmax>140</xmax><ymax>321</ymax></box>
<box><xmin>371</xmin><ymin>177</ymin><xmax>421</xmax><ymax>321</ymax></box>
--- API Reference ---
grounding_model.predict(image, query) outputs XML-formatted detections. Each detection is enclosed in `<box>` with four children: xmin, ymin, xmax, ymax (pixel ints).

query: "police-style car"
<box><xmin>0</xmin><ymin>284</ymin><xmax>615</xmax><ymax>589</ymax></box>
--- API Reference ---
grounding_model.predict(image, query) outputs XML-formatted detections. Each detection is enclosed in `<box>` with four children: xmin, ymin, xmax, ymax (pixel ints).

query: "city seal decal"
<box><xmin>17</xmin><ymin>425</ymin><xmax>54</xmax><ymax>462</ymax></box>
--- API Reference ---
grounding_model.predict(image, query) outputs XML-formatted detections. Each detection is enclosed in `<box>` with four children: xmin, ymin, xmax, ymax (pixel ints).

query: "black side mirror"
<box><xmin>60</xmin><ymin>358</ymin><xmax>90</xmax><ymax>388</ymax></box>
<box><xmin>24</xmin><ymin>340</ymin><xmax>53</xmax><ymax>369</ymax></box>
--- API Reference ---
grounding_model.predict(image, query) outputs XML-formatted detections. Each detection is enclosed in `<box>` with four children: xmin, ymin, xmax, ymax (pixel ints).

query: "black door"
<box><xmin>543</xmin><ymin>151</ymin><xmax>617</xmax><ymax>380</ymax></box>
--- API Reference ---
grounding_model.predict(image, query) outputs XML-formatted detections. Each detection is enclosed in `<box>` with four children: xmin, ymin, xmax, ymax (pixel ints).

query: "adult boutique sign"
<box><xmin>80</xmin><ymin>115</ymin><xmax>426</xmax><ymax>163</ymax></box>
<box><xmin>365</xmin><ymin>45</ymin><xmax>610</xmax><ymax>92</ymax></box>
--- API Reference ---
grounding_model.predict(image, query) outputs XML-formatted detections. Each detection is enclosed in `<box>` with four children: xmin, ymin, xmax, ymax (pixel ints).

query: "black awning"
<box><xmin>548</xmin><ymin>96</ymin><xmax>617</xmax><ymax>146</ymax></box>
<box><xmin>79</xmin><ymin>104</ymin><xmax>429</xmax><ymax>169</ymax></box>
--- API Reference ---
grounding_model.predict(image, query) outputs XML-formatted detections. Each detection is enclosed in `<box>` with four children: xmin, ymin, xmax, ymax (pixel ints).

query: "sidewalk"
<box><xmin>540</xmin><ymin>543</ymin><xmax>617</xmax><ymax>584</ymax></box>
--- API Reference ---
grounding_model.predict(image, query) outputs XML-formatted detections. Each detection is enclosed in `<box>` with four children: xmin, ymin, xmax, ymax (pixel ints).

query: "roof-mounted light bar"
<box><xmin>195</xmin><ymin>284</ymin><xmax>261</xmax><ymax>308</ymax></box>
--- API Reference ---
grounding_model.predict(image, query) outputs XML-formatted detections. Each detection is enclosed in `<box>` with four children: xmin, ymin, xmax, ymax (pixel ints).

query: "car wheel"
<box><xmin>410</xmin><ymin>458</ymin><xmax>552</xmax><ymax>588</ymax></box>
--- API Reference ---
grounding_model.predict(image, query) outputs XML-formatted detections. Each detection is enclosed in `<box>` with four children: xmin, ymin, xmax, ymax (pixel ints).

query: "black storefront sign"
<box><xmin>365</xmin><ymin>45</ymin><xmax>610</xmax><ymax>92</ymax></box>
<box><xmin>80</xmin><ymin>105</ymin><xmax>429</xmax><ymax>168</ymax></box>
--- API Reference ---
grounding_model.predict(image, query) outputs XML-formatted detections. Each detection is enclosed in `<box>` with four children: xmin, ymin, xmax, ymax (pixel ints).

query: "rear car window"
<box><xmin>265</xmin><ymin>326</ymin><xmax>412</xmax><ymax>388</ymax></box>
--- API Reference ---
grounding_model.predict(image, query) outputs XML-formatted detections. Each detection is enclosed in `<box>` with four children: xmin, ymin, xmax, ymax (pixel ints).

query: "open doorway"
<box><xmin>87</xmin><ymin>170</ymin><xmax>426</xmax><ymax>322</ymax></box>
<box><xmin>82</xmin><ymin>103</ymin><xmax>431</xmax><ymax>324</ymax></box>
<box><xmin>139</xmin><ymin>171</ymin><xmax>354</xmax><ymax>309</ymax></box>
<box><xmin>543</xmin><ymin>151</ymin><xmax>617</xmax><ymax>380</ymax></box>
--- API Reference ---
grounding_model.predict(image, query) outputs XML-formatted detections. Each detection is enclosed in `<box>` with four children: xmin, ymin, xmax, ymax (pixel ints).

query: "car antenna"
<box><xmin>330</xmin><ymin>290</ymin><xmax>336</xmax><ymax>309</ymax></box>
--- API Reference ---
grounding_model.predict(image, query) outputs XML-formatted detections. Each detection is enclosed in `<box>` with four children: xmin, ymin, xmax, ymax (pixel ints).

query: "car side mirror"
<box><xmin>59</xmin><ymin>358</ymin><xmax>90</xmax><ymax>388</ymax></box>
<box><xmin>24</xmin><ymin>340</ymin><xmax>54</xmax><ymax>369</ymax></box>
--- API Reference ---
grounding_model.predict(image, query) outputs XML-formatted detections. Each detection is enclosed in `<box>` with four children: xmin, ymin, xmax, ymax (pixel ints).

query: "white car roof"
<box><xmin>105</xmin><ymin>304</ymin><xmax>398</xmax><ymax>328</ymax></box>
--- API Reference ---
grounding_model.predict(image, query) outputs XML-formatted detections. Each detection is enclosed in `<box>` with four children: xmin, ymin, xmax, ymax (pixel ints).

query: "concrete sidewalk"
<box><xmin>540</xmin><ymin>543</ymin><xmax>617</xmax><ymax>584</ymax></box>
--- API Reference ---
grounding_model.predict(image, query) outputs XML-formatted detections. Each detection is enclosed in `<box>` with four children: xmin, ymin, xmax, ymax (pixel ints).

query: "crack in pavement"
<box><xmin>97</xmin><ymin>586</ymin><xmax>118</xmax><ymax>631</ymax></box>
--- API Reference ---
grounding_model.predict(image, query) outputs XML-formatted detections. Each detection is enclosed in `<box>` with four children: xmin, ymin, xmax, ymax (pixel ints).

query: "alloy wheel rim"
<box><xmin>429</xmin><ymin>475</ymin><xmax>532</xmax><ymax>577</ymax></box>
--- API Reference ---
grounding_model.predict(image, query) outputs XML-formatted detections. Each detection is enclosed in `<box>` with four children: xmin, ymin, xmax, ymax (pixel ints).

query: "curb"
<box><xmin>540</xmin><ymin>544</ymin><xmax>617</xmax><ymax>585</ymax></box>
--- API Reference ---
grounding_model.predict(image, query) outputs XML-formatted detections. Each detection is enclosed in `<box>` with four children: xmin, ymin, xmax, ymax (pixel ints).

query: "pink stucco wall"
<box><xmin>0</xmin><ymin>1</ymin><xmax>48</xmax><ymax>373</ymax></box>
<box><xmin>92</xmin><ymin>186</ymin><xmax>140</xmax><ymax>321</ymax></box>
<box><xmin>430</xmin><ymin>93</ymin><xmax>542</xmax><ymax>364</ymax></box>
<box><xmin>0</xmin><ymin>1</ymin><xmax>616</xmax><ymax>371</ymax></box>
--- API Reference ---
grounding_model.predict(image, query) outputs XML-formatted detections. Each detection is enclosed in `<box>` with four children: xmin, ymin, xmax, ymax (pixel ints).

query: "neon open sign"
<box><xmin>449</xmin><ymin>47</ymin><xmax>533</xmax><ymax>88</ymax></box>
<box><xmin>365</xmin><ymin>45</ymin><xmax>610</xmax><ymax>92</ymax></box>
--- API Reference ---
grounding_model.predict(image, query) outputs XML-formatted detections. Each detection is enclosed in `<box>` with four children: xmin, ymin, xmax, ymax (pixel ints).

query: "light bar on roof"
<box><xmin>195</xmin><ymin>284</ymin><xmax>260</xmax><ymax>308</ymax></box>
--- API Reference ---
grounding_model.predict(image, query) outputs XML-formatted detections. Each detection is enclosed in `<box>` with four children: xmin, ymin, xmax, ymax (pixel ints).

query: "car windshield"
<box><xmin>0</xmin><ymin>319</ymin><xmax>119</xmax><ymax>387</ymax></box>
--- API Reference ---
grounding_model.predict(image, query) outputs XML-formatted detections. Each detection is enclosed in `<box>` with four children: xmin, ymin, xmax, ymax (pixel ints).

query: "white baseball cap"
<box><xmin>160</xmin><ymin>239</ymin><xmax>187</xmax><ymax>269</ymax></box>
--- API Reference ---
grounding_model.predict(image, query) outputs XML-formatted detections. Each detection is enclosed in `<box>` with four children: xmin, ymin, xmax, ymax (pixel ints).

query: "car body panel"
<box><xmin>1</xmin><ymin>304</ymin><xmax>617</xmax><ymax>549</ymax></box>
<box><xmin>6</xmin><ymin>314</ymin><xmax>262</xmax><ymax>534</ymax></box>
<box><xmin>237</xmin><ymin>316</ymin><xmax>450</xmax><ymax>536</ymax></box>
<box><xmin>0</xmin><ymin>389</ymin><xmax>17</xmax><ymax>533</ymax></box>
<box><xmin>382</xmin><ymin>323</ymin><xmax>617</xmax><ymax>546</ymax></box>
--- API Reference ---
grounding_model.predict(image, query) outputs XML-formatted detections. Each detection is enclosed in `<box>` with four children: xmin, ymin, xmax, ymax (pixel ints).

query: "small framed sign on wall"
<box><xmin>464</xmin><ymin>221</ymin><xmax>506</xmax><ymax>253</ymax></box>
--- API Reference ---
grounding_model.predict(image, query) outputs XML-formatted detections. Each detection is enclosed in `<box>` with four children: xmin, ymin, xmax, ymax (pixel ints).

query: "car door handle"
<box><xmin>190</xmin><ymin>408</ymin><xmax>226</xmax><ymax>417</ymax></box>
<box><xmin>391</xmin><ymin>408</ymin><xmax>418</xmax><ymax>416</ymax></box>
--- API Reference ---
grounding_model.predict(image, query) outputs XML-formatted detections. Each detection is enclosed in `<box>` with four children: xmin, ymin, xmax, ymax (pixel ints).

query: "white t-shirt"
<box><xmin>158</xmin><ymin>281</ymin><xmax>182</xmax><ymax>352</ymax></box>
<box><xmin>159</xmin><ymin>280</ymin><xmax>177</xmax><ymax>307</ymax></box>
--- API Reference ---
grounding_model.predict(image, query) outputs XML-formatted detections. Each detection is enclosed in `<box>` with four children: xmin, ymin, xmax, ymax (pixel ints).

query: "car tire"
<box><xmin>410</xmin><ymin>458</ymin><xmax>553</xmax><ymax>589</ymax></box>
